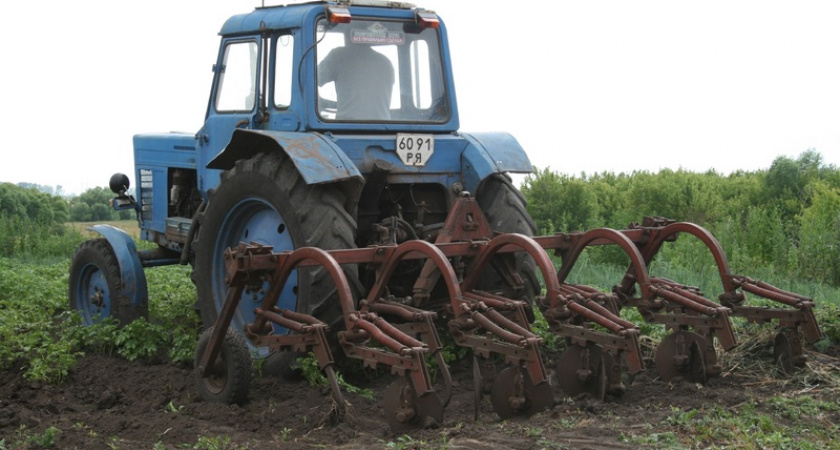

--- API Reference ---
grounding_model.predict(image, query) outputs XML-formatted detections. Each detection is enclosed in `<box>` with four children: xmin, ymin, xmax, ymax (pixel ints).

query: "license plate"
<box><xmin>396</xmin><ymin>133</ymin><xmax>434</xmax><ymax>167</ymax></box>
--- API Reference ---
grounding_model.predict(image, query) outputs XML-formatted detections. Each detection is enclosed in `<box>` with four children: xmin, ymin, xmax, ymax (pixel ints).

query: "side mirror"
<box><xmin>109</xmin><ymin>173</ymin><xmax>131</xmax><ymax>198</ymax></box>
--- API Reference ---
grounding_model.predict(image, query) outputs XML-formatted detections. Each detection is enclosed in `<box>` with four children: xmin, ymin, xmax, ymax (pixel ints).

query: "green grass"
<box><xmin>619</xmin><ymin>398</ymin><xmax>840</xmax><ymax>449</ymax></box>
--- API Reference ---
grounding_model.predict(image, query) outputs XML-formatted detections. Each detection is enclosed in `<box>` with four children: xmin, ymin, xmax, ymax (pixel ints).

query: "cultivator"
<box><xmin>195</xmin><ymin>193</ymin><xmax>823</xmax><ymax>431</ymax></box>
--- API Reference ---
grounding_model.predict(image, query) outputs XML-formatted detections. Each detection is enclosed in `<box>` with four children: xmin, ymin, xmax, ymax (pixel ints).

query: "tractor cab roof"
<box><xmin>219</xmin><ymin>1</ymin><xmax>435</xmax><ymax>37</ymax></box>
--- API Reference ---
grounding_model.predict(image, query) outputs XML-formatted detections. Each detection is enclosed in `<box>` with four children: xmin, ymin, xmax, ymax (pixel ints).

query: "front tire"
<box><xmin>193</xmin><ymin>152</ymin><xmax>359</xmax><ymax>358</ymax></box>
<box><xmin>194</xmin><ymin>326</ymin><xmax>252</xmax><ymax>405</ymax></box>
<box><xmin>69</xmin><ymin>239</ymin><xmax>148</xmax><ymax>325</ymax></box>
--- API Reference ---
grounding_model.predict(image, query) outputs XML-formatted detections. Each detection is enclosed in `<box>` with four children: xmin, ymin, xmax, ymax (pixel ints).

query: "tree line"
<box><xmin>0</xmin><ymin>183</ymin><xmax>130</xmax><ymax>258</ymax></box>
<box><xmin>1</xmin><ymin>149</ymin><xmax>838</xmax><ymax>285</ymax></box>
<box><xmin>520</xmin><ymin>149</ymin><xmax>840</xmax><ymax>287</ymax></box>
<box><xmin>0</xmin><ymin>184</ymin><xmax>132</xmax><ymax>224</ymax></box>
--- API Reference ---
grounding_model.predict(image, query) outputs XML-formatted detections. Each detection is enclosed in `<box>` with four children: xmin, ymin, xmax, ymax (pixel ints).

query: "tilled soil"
<box><xmin>1</xmin><ymin>346</ymin><xmax>838</xmax><ymax>449</ymax></box>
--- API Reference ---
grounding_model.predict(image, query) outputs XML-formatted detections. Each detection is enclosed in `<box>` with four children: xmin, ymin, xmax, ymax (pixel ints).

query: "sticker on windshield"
<box><xmin>352</xmin><ymin>22</ymin><xmax>405</xmax><ymax>45</ymax></box>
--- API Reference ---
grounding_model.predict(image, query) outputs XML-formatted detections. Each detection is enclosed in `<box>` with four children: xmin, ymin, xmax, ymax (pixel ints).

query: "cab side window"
<box><xmin>216</xmin><ymin>41</ymin><xmax>258</xmax><ymax>112</ymax></box>
<box><xmin>274</xmin><ymin>34</ymin><xmax>295</xmax><ymax>108</ymax></box>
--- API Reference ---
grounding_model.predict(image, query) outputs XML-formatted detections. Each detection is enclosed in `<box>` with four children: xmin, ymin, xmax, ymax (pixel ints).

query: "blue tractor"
<box><xmin>69</xmin><ymin>0</ymin><xmax>823</xmax><ymax>429</ymax></box>
<box><xmin>69</xmin><ymin>0</ymin><xmax>536</xmax><ymax>357</ymax></box>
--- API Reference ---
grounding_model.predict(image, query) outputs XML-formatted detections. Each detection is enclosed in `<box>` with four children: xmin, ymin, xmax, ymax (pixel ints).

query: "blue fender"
<box><xmin>88</xmin><ymin>224</ymin><xmax>149</xmax><ymax>310</ymax></box>
<box><xmin>460</xmin><ymin>132</ymin><xmax>533</xmax><ymax>192</ymax></box>
<box><xmin>207</xmin><ymin>129</ymin><xmax>364</xmax><ymax>185</ymax></box>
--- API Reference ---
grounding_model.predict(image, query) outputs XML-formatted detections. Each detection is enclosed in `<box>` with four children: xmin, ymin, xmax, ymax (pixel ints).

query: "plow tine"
<box><xmin>370</xmin><ymin>315</ymin><xmax>427</xmax><ymax>350</ymax></box>
<box><xmin>651</xmin><ymin>286</ymin><xmax>725</xmax><ymax>317</ymax></box>
<box><xmin>254</xmin><ymin>308</ymin><xmax>319</xmax><ymax>334</ymax></box>
<box><xmin>565</xmin><ymin>302</ymin><xmax>627</xmax><ymax>334</ymax></box>
<box><xmin>365</xmin><ymin>299</ymin><xmax>436</xmax><ymax>321</ymax></box>
<box><xmin>734</xmin><ymin>277</ymin><xmax>810</xmax><ymax>307</ymax></box>
<box><xmin>728</xmin><ymin>276</ymin><xmax>823</xmax><ymax>344</ymax></box>
<box><xmin>483</xmin><ymin>307</ymin><xmax>538</xmax><ymax>340</ymax></box>
<box><xmin>650</xmin><ymin>278</ymin><xmax>724</xmax><ymax>310</ymax></box>
<box><xmin>350</xmin><ymin>316</ymin><xmax>420</xmax><ymax>354</ymax></box>
<box><xmin>466</xmin><ymin>308</ymin><xmax>532</xmax><ymax>347</ymax></box>
<box><xmin>572</xmin><ymin>297</ymin><xmax>636</xmax><ymax>331</ymax></box>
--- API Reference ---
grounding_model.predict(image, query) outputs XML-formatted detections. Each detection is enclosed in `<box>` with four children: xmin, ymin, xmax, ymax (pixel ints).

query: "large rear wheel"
<box><xmin>193</xmin><ymin>152</ymin><xmax>359</xmax><ymax>361</ymax></box>
<box><xmin>475</xmin><ymin>174</ymin><xmax>540</xmax><ymax>320</ymax></box>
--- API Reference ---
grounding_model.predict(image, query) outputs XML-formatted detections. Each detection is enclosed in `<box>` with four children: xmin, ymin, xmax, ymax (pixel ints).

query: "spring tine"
<box><xmin>467</xmin><ymin>309</ymin><xmax>528</xmax><ymax>347</ymax></box>
<box><xmin>734</xmin><ymin>278</ymin><xmax>806</xmax><ymax>307</ymax></box>
<box><xmin>575</xmin><ymin>297</ymin><xmax>636</xmax><ymax>330</ymax></box>
<box><xmin>279</xmin><ymin>308</ymin><xmax>328</xmax><ymax>326</ymax></box>
<box><xmin>369</xmin><ymin>314</ymin><xmax>427</xmax><ymax>349</ymax></box>
<box><xmin>651</xmin><ymin>286</ymin><xmax>722</xmax><ymax>316</ymax></box>
<box><xmin>351</xmin><ymin>316</ymin><xmax>412</xmax><ymax>354</ymax></box>
<box><xmin>483</xmin><ymin>307</ymin><xmax>538</xmax><ymax>340</ymax></box>
<box><xmin>255</xmin><ymin>308</ymin><xmax>312</xmax><ymax>334</ymax></box>
<box><xmin>749</xmin><ymin>279</ymin><xmax>813</xmax><ymax>303</ymax></box>
<box><xmin>565</xmin><ymin>302</ymin><xmax>625</xmax><ymax>334</ymax></box>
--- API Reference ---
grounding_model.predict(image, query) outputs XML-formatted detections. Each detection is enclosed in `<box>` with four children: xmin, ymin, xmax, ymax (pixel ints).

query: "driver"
<box><xmin>318</xmin><ymin>37</ymin><xmax>395</xmax><ymax>120</ymax></box>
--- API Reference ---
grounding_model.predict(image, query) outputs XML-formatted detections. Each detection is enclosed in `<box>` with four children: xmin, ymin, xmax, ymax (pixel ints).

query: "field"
<box><xmin>2</xmin><ymin>342</ymin><xmax>839</xmax><ymax>450</ymax></box>
<box><xmin>1</xmin><ymin>230</ymin><xmax>839</xmax><ymax>449</ymax></box>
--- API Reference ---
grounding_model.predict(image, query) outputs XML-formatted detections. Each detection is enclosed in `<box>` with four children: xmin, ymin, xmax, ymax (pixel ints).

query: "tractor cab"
<box><xmin>314</xmin><ymin>10</ymin><xmax>449</xmax><ymax>124</ymax></box>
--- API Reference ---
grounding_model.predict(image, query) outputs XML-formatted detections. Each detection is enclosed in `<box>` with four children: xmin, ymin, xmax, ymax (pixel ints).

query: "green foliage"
<box><xmin>531</xmin><ymin>308</ymin><xmax>561</xmax><ymax>351</ymax></box>
<box><xmin>524</xmin><ymin>149</ymin><xmax>840</xmax><ymax>288</ymax></box>
<box><xmin>146</xmin><ymin>265</ymin><xmax>202</xmax><ymax>363</ymax></box>
<box><xmin>0</xmin><ymin>259</ymin><xmax>81</xmax><ymax>383</ymax></box>
<box><xmin>296</xmin><ymin>352</ymin><xmax>374</xmax><ymax>400</ymax></box>
<box><xmin>114</xmin><ymin>318</ymin><xmax>168</xmax><ymax>362</ymax></box>
<box><xmin>815</xmin><ymin>304</ymin><xmax>840</xmax><ymax>348</ymax></box>
<box><xmin>797</xmin><ymin>182</ymin><xmax>840</xmax><ymax>285</ymax></box>
<box><xmin>0</xmin><ymin>252</ymin><xmax>199</xmax><ymax>382</ymax></box>
<box><xmin>1</xmin><ymin>425</ymin><xmax>61</xmax><ymax>449</ymax></box>
<box><xmin>621</xmin><ymin>397</ymin><xmax>839</xmax><ymax>449</ymax></box>
<box><xmin>185</xmin><ymin>435</ymin><xmax>237</xmax><ymax>450</ymax></box>
<box><xmin>68</xmin><ymin>186</ymin><xmax>133</xmax><ymax>222</ymax></box>
<box><xmin>521</xmin><ymin>168</ymin><xmax>601</xmax><ymax>233</ymax></box>
<box><xmin>0</xmin><ymin>183</ymin><xmax>81</xmax><ymax>260</ymax></box>
<box><xmin>0</xmin><ymin>183</ymin><xmax>69</xmax><ymax>224</ymax></box>
<box><xmin>764</xmin><ymin>149</ymin><xmax>833</xmax><ymax>223</ymax></box>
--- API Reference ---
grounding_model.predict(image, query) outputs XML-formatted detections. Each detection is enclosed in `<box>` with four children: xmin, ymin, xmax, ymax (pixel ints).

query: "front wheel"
<box><xmin>69</xmin><ymin>239</ymin><xmax>147</xmax><ymax>325</ymax></box>
<box><xmin>194</xmin><ymin>326</ymin><xmax>252</xmax><ymax>405</ymax></box>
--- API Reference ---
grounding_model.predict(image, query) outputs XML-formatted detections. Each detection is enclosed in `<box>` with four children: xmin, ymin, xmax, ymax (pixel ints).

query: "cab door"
<box><xmin>196</xmin><ymin>37</ymin><xmax>262</xmax><ymax>195</ymax></box>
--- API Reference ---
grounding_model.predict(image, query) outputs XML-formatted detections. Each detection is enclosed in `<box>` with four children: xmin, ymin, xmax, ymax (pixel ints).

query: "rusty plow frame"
<box><xmin>622</xmin><ymin>219</ymin><xmax>823</xmax><ymax>375</ymax></box>
<box><xmin>537</xmin><ymin>217</ymin><xmax>823</xmax><ymax>385</ymax></box>
<box><xmin>195</xmin><ymin>195</ymin><xmax>824</xmax><ymax>431</ymax></box>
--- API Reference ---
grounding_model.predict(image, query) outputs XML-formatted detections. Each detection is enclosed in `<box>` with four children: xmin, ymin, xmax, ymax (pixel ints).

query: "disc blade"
<box><xmin>655</xmin><ymin>330</ymin><xmax>708</xmax><ymax>384</ymax></box>
<box><xmin>555</xmin><ymin>344</ymin><xmax>607</xmax><ymax>400</ymax></box>
<box><xmin>489</xmin><ymin>366</ymin><xmax>553</xmax><ymax>419</ymax></box>
<box><xmin>383</xmin><ymin>378</ymin><xmax>443</xmax><ymax>433</ymax></box>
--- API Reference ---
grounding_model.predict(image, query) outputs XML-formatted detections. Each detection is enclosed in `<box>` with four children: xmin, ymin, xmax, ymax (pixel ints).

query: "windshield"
<box><xmin>316</xmin><ymin>18</ymin><xmax>449</xmax><ymax>123</ymax></box>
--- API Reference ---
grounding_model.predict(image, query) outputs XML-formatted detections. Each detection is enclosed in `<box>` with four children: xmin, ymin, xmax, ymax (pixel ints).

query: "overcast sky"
<box><xmin>1</xmin><ymin>1</ymin><xmax>838</xmax><ymax>195</ymax></box>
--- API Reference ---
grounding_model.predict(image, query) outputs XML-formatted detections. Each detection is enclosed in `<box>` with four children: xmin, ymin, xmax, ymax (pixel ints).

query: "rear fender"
<box><xmin>460</xmin><ymin>132</ymin><xmax>533</xmax><ymax>192</ymax></box>
<box><xmin>207</xmin><ymin>130</ymin><xmax>364</xmax><ymax>213</ymax></box>
<box><xmin>207</xmin><ymin>129</ymin><xmax>363</xmax><ymax>185</ymax></box>
<box><xmin>87</xmin><ymin>224</ymin><xmax>149</xmax><ymax>310</ymax></box>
